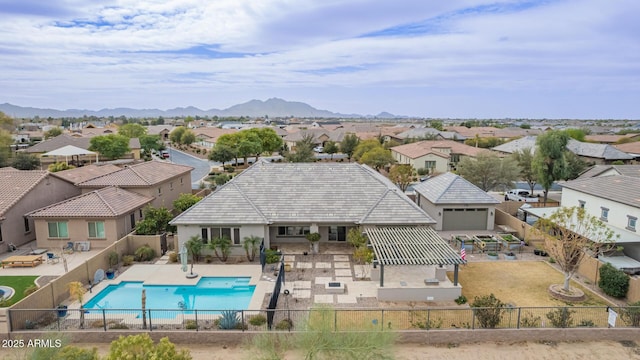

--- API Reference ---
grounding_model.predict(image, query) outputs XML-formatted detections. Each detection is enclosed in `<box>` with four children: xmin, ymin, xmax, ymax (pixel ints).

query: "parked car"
<box><xmin>505</xmin><ymin>189</ymin><xmax>539</xmax><ymax>202</ymax></box>
<box><xmin>313</xmin><ymin>146</ymin><xmax>324</xmax><ymax>153</ymax></box>
<box><xmin>161</xmin><ymin>150</ymin><xmax>170</xmax><ymax>158</ymax></box>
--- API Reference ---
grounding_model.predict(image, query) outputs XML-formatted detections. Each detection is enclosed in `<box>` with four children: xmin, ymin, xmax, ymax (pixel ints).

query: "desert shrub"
<box><xmin>218</xmin><ymin>310</ymin><xmax>239</xmax><ymax>329</ymax></box>
<box><xmin>109</xmin><ymin>323</ymin><xmax>129</xmax><ymax>330</ymax></box>
<box><xmin>416</xmin><ymin>167</ymin><xmax>429</xmax><ymax>176</ymax></box>
<box><xmin>598</xmin><ymin>263</ymin><xmax>629</xmax><ymax>298</ymax></box>
<box><xmin>519</xmin><ymin>311</ymin><xmax>541</xmax><ymax>328</ymax></box>
<box><xmin>24</xmin><ymin>285</ymin><xmax>39</xmax><ymax>297</ymax></box>
<box><xmin>410</xmin><ymin>315</ymin><xmax>443</xmax><ymax>330</ymax></box>
<box><xmin>249</xmin><ymin>314</ymin><xmax>267</xmax><ymax>326</ymax></box>
<box><xmin>275</xmin><ymin>318</ymin><xmax>293</xmax><ymax>331</ymax></box>
<box><xmin>168</xmin><ymin>252</ymin><xmax>178</xmax><ymax>263</ymax></box>
<box><xmin>546</xmin><ymin>307</ymin><xmax>575</xmax><ymax>328</ymax></box>
<box><xmin>265</xmin><ymin>249</ymin><xmax>281</xmax><ymax>264</ymax></box>
<box><xmin>455</xmin><ymin>295</ymin><xmax>467</xmax><ymax>305</ymax></box>
<box><xmin>185</xmin><ymin>320</ymin><xmax>198</xmax><ymax>330</ymax></box>
<box><xmin>56</xmin><ymin>345</ymin><xmax>100</xmax><ymax>360</ymax></box>
<box><xmin>471</xmin><ymin>293</ymin><xmax>505</xmax><ymax>329</ymax></box>
<box><xmin>122</xmin><ymin>255</ymin><xmax>134</xmax><ymax>266</ymax></box>
<box><xmin>578</xmin><ymin>319</ymin><xmax>595</xmax><ymax>327</ymax></box>
<box><xmin>105</xmin><ymin>334</ymin><xmax>190</xmax><ymax>360</ymax></box>
<box><xmin>620</xmin><ymin>301</ymin><xmax>640</xmax><ymax>327</ymax></box>
<box><xmin>134</xmin><ymin>244</ymin><xmax>156</xmax><ymax>261</ymax></box>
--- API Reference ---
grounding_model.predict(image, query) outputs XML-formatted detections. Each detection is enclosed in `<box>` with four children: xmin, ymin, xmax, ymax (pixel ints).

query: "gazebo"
<box><xmin>42</xmin><ymin>145</ymin><xmax>98</xmax><ymax>165</ymax></box>
<box><xmin>364</xmin><ymin>226</ymin><xmax>465</xmax><ymax>288</ymax></box>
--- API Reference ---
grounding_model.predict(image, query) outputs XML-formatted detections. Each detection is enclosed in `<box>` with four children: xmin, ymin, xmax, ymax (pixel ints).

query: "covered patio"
<box><xmin>365</xmin><ymin>226</ymin><xmax>465</xmax><ymax>302</ymax></box>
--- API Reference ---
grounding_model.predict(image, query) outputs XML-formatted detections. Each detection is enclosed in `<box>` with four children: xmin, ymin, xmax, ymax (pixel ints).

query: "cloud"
<box><xmin>0</xmin><ymin>0</ymin><xmax>638</xmax><ymax>118</ymax></box>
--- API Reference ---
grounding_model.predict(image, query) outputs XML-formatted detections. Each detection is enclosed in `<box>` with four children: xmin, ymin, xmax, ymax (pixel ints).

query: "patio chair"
<box><xmin>46</xmin><ymin>252</ymin><xmax>60</xmax><ymax>264</ymax></box>
<box><xmin>63</xmin><ymin>242</ymin><xmax>74</xmax><ymax>254</ymax></box>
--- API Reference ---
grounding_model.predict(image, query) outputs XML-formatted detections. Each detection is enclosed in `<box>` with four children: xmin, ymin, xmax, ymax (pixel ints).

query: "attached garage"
<box><xmin>413</xmin><ymin>173</ymin><xmax>499</xmax><ymax>231</ymax></box>
<box><xmin>442</xmin><ymin>208</ymin><xmax>488</xmax><ymax>231</ymax></box>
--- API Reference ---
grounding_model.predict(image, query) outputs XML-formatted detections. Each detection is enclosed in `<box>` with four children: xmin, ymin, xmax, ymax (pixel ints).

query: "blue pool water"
<box><xmin>84</xmin><ymin>277</ymin><xmax>255</xmax><ymax>311</ymax></box>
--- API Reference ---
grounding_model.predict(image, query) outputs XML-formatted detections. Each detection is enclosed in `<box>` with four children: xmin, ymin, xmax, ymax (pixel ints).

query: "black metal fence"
<box><xmin>8</xmin><ymin>306</ymin><xmax>640</xmax><ymax>332</ymax></box>
<box><xmin>259</xmin><ymin>239</ymin><xmax>265</xmax><ymax>270</ymax></box>
<box><xmin>266</xmin><ymin>262</ymin><xmax>286</xmax><ymax>329</ymax></box>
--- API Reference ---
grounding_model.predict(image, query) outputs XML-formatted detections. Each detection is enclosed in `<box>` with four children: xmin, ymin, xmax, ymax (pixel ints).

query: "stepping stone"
<box><xmin>335</xmin><ymin>269</ymin><xmax>352</xmax><ymax>277</ymax></box>
<box><xmin>314</xmin><ymin>276</ymin><xmax>332</xmax><ymax>285</ymax></box>
<box><xmin>315</xmin><ymin>262</ymin><xmax>331</xmax><ymax>269</ymax></box>
<box><xmin>314</xmin><ymin>294</ymin><xmax>334</xmax><ymax>303</ymax></box>
<box><xmin>293</xmin><ymin>281</ymin><xmax>311</xmax><ymax>289</ymax></box>
<box><xmin>293</xmin><ymin>290</ymin><xmax>311</xmax><ymax>299</ymax></box>
<box><xmin>335</xmin><ymin>277</ymin><xmax>353</xmax><ymax>283</ymax></box>
<box><xmin>333</xmin><ymin>262</ymin><xmax>350</xmax><ymax>269</ymax></box>
<box><xmin>296</xmin><ymin>262</ymin><xmax>313</xmax><ymax>269</ymax></box>
<box><xmin>337</xmin><ymin>295</ymin><xmax>358</xmax><ymax>304</ymax></box>
<box><xmin>283</xmin><ymin>255</ymin><xmax>296</xmax><ymax>262</ymax></box>
<box><xmin>333</xmin><ymin>255</ymin><xmax>350</xmax><ymax>261</ymax></box>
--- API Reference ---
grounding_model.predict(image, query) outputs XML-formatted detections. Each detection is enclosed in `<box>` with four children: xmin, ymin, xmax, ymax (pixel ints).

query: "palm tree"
<box><xmin>243</xmin><ymin>236</ymin><xmax>261</xmax><ymax>262</ymax></box>
<box><xmin>209</xmin><ymin>237</ymin><xmax>232</xmax><ymax>262</ymax></box>
<box><xmin>185</xmin><ymin>236</ymin><xmax>203</xmax><ymax>276</ymax></box>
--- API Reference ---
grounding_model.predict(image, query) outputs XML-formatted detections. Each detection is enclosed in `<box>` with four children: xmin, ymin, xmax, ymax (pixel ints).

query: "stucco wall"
<box><xmin>1</xmin><ymin>176</ymin><xmax>79</xmax><ymax>253</ymax></box>
<box><xmin>561</xmin><ymin>188</ymin><xmax>639</xmax><ymax>232</ymax></box>
<box><xmin>34</xmin><ymin>218</ymin><xmax>120</xmax><ymax>250</ymax></box>
<box><xmin>175</xmin><ymin>224</ymin><xmax>266</xmax><ymax>257</ymax></box>
<box><xmin>417</xmin><ymin>194</ymin><xmax>495</xmax><ymax>231</ymax></box>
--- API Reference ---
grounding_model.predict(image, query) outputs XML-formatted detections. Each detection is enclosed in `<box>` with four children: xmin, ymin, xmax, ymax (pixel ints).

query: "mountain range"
<box><xmin>0</xmin><ymin>98</ymin><xmax>404</xmax><ymax>119</ymax></box>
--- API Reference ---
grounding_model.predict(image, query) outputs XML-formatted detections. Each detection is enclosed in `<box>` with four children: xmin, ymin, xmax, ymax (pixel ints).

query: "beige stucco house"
<box><xmin>391</xmin><ymin>140</ymin><xmax>489</xmax><ymax>173</ymax></box>
<box><xmin>28</xmin><ymin>187</ymin><xmax>153</xmax><ymax>250</ymax></box>
<box><xmin>0</xmin><ymin>168</ymin><xmax>80</xmax><ymax>254</ymax></box>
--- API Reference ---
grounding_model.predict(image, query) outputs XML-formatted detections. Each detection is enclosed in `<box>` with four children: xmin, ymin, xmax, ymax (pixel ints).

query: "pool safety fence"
<box><xmin>267</xmin><ymin>262</ymin><xmax>286</xmax><ymax>329</ymax></box>
<box><xmin>8</xmin><ymin>306</ymin><xmax>640</xmax><ymax>332</ymax></box>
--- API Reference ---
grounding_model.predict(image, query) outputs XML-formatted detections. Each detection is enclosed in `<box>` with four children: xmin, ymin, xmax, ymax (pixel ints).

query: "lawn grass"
<box><xmin>0</xmin><ymin>276</ymin><xmax>39</xmax><ymax>306</ymax></box>
<box><xmin>447</xmin><ymin>261</ymin><xmax>611</xmax><ymax>307</ymax></box>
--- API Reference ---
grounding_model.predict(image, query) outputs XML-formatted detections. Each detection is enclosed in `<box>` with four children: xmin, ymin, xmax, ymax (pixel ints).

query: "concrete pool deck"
<box><xmin>82</xmin><ymin>264</ymin><xmax>267</xmax><ymax>311</ymax></box>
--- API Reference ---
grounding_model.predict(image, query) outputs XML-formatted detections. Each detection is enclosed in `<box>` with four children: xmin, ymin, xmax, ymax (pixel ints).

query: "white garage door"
<box><xmin>442</xmin><ymin>208</ymin><xmax>488</xmax><ymax>231</ymax></box>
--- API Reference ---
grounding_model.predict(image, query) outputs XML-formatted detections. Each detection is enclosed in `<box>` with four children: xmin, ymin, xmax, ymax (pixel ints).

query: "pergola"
<box><xmin>364</xmin><ymin>226</ymin><xmax>465</xmax><ymax>287</ymax></box>
<box><xmin>42</xmin><ymin>145</ymin><xmax>98</xmax><ymax>165</ymax></box>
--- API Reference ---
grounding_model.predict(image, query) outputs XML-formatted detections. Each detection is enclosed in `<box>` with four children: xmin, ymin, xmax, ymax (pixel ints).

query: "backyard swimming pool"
<box><xmin>84</xmin><ymin>277</ymin><xmax>255</xmax><ymax>311</ymax></box>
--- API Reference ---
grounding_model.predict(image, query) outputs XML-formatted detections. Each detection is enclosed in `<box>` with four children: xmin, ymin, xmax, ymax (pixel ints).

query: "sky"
<box><xmin>0</xmin><ymin>0</ymin><xmax>639</xmax><ymax>119</ymax></box>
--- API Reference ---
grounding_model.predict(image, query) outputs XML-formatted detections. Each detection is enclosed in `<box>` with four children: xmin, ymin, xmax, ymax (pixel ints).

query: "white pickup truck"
<box><xmin>504</xmin><ymin>189</ymin><xmax>539</xmax><ymax>202</ymax></box>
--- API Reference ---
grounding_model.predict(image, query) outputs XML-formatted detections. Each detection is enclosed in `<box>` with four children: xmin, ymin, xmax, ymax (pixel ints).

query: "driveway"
<box><xmin>164</xmin><ymin>148</ymin><xmax>211</xmax><ymax>189</ymax></box>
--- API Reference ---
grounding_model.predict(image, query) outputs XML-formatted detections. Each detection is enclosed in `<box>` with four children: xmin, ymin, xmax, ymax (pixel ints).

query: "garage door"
<box><xmin>442</xmin><ymin>208</ymin><xmax>488</xmax><ymax>231</ymax></box>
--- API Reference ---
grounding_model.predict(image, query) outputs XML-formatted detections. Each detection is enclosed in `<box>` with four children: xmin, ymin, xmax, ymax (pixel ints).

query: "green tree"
<box><xmin>359</xmin><ymin>147</ymin><xmax>395</xmax><ymax>171</ymax></box>
<box><xmin>10</xmin><ymin>152</ymin><xmax>40</xmax><ymax>170</ymax></box>
<box><xmin>533</xmin><ymin>130</ymin><xmax>570</xmax><ymax>203</ymax></box>
<box><xmin>216</xmin><ymin>133</ymin><xmax>241</xmax><ymax>165</ymax></box>
<box><xmin>353</xmin><ymin>139</ymin><xmax>382</xmax><ymax>162</ymax></box>
<box><xmin>169</xmin><ymin>127</ymin><xmax>187</xmax><ymax>144</ymax></box>
<box><xmin>534</xmin><ymin>206</ymin><xmax>616</xmax><ymax>292</ymax></box>
<box><xmin>89</xmin><ymin>134</ymin><xmax>130</xmax><ymax>160</ymax></box>
<box><xmin>209</xmin><ymin>236</ymin><xmax>232</xmax><ymax>262</ymax></box>
<box><xmin>429</xmin><ymin>120</ymin><xmax>444</xmax><ymax>131</ymax></box>
<box><xmin>243</xmin><ymin>235</ymin><xmax>261</xmax><ymax>262</ymax></box>
<box><xmin>139</xmin><ymin>134</ymin><xmax>163</xmax><ymax>157</ymax></box>
<box><xmin>135</xmin><ymin>206</ymin><xmax>174</xmax><ymax>235</ymax></box>
<box><xmin>286</xmin><ymin>134</ymin><xmax>316</xmax><ymax>162</ymax></box>
<box><xmin>323</xmin><ymin>140</ymin><xmax>339</xmax><ymax>159</ymax></box>
<box><xmin>563</xmin><ymin>151</ymin><xmax>588</xmax><ymax>180</ymax></box>
<box><xmin>173</xmin><ymin>193</ymin><xmax>202</xmax><ymax>213</ymax></box>
<box><xmin>519</xmin><ymin>123</ymin><xmax>531</xmax><ymax>129</ymax></box>
<box><xmin>0</xmin><ymin>129</ymin><xmax>12</xmax><ymax>167</ymax></box>
<box><xmin>180</xmin><ymin>129</ymin><xmax>196</xmax><ymax>145</ymax></box>
<box><xmin>48</xmin><ymin>162</ymin><xmax>75</xmax><ymax>172</ymax></box>
<box><xmin>388</xmin><ymin>164</ymin><xmax>415</xmax><ymax>191</ymax></box>
<box><xmin>237</xmin><ymin>130</ymin><xmax>262</xmax><ymax>165</ymax></box>
<box><xmin>564</xmin><ymin>128</ymin><xmax>587</xmax><ymax>142</ymax></box>
<box><xmin>457</xmin><ymin>152</ymin><xmax>520</xmax><ymax>191</ymax></box>
<box><xmin>118</xmin><ymin>123</ymin><xmax>147</xmax><ymax>138</ymax></box>
<box><xmin>106</xmin><ymin>334</ymin><xmax>191</xmax><ymax>360</ymax></box>
<box><xmin>253</xmin><ymin>127</ymin><xmax>283</xmax><ymax>155</ymax></box>
<box><xmin>44</xmin><ymin>127</ymin><xmax>63</xmax><ymax>139</ymax></box>
<box><xmin>598</xmin><ymin>262</ymin><xmax>629</xmax><ymax>298</ymax></box>
<box><xmin>0</xmin><ymin>111</ymin><xmax>14</xmax><ymax>132</ymax></box>
<box><xmin>340</xmin><ymin>133</ymin><xmax>360</xmax><ymax>161</ymax></box>
<box><xmin>209</xmin><ymin>143</ymin><xmax>236</xmax><ymax>167</ymax></box>
<box><xmin>511</xmin><ymin>147</ymin><xmax>536</xmax><ymax>194</ymax></box>
<box><xmin>185</xmin><ymin>236</ymin><xmax>203</xmax><ymax>273</ymax></box>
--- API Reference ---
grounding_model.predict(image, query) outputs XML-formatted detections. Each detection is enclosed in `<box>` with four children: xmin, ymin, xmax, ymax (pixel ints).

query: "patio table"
<box><xmin>1</xmin><ymin>255</ymin><xmax>44</xmax><ymax>268</ymax></box>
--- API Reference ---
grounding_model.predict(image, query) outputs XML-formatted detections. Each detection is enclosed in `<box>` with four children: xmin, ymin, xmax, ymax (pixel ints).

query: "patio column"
<box><xmin>379</xmin><ymin>264</ymin><xmax>385</xmax><ymax>287</ymax></box>
<box><xmin>453</xmin><ymin>264</ymin><xmax>459</xmax><ymax>286</ymax></box>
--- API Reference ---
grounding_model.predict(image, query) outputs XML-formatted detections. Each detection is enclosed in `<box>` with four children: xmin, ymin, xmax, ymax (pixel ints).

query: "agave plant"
<box><xmin>218</xmin><ymin>310</ymin><xmax>239</xmax><ymax>329</ymax></box>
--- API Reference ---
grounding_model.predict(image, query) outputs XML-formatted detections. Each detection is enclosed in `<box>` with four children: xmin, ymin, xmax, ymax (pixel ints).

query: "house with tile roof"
<box><xmin>493</xmin><ymin>136</ymin><xmax>634</xmax><ymax>165</ymax></box>
<box><xmin>170</xmin><ymin>161</ymin><xmax>435</xmax><ymax>253</ymax></box>
<box><xmin>28</xmin><ymin>187</ymin><xmax>153</xmax><ymax>250</ymax></box>
<box><xmin>614</xmin><ymin>141</ymin><xmax>640</xmax><ymax>162</ymax></box>
<box><xmin>390</xmin><ymin>140</ymin><xmax>490</xmax><ymax>174</ymax></box>
<box><xmin>21</xmin><ymin>134</ymin><xmax>142</xmax><ymax>164</ymax></box>
<box><xmin>0</xmin><ymin>168</ymin><xmax>79</xmax><ymax>254</ymax></box>
<box><xmin>49</xmin><ymin>164</ymin><xmax>122</xmax><ymax>185</ymax></box>
<box><xmin>76</xmin><ymin>160</ymin><xmax>193</xmax><ymax>210</ymax></box>
<box><xmin>412</xmin><ymin>172</ymin><xmax>500</xmax><ymax>231</ymax></box>
<box><xmin>577</xmin><ymin>165</ymin><xmax>640</xmax><ymax>180</ymax></box>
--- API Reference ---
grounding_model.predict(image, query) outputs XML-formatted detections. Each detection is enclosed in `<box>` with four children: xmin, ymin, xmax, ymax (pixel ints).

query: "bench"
<box><xmin>1</xmin><ymin>255</ymin><xmax>44</xmax><ymax>268</ymax></box>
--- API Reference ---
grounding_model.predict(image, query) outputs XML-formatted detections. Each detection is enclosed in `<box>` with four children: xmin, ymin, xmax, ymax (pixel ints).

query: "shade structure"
<box><xmin>42</xmin><ymin>145</ymin><xmax>98</xmax><ymax>164</ymax></box>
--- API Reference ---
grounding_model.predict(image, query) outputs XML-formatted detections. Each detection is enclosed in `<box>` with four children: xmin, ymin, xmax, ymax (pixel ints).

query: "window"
<box><xmin>600</xmin><ymin>207</ymin><xmax>609</xmax><ymax>222</ymax></box>
<box><xmin>88</xmin><ymin>221</ymin><xmax>106</xmax><ymax>238</ymax></box>
<box><xmin>157</xmin><ymin>187</ymin><xmax>162</xmax><ymax>195</ymax></box>
<box><xmin>578</xmin><ymin>200</ymin><xmax>586</xmax><ymax>209</ymax></box>
<box><xmin>48</xmin><ymin>222</ymin><xmax>69</xmax><ymax>238</ymax></box>
<box><xmin>201</xmin><ymin>228</ymin><xmax>208</xmax><ymax>243</ymax></box>
<box><xmin>328</xmin><ymin>226</ymin><xmax>347</xmax><ymax>241</ymax></box>
<box><xmin>209</xmin><ymin>227</ymin><xmax>241</xmax><ymax>245</ymax></box>
<box><xmin>130</xmin><ymin>213</ymin><xmax>136</xmax><ymax>230</ymax></box>
<box><xmin>234</xmin><ymin>228</ymin><xmax>241</xmax><ymax>245</ymax></box>
<box><xmin>24</xmin><ymin>217</ymin><xmax>30</xmax><ymax>233</ymax></box>
<box><xmin>424</xmin><ymin>161</ymin><xmax>436</xmax><ymax>169</ymax></box>
<box><xmin>0</xmin><ymin>225</ymin><xmax>3</xmax><ymax>243</ymax></box>
<box><xmin>628</xmin><ymin>216</ymin><xmax>637</xmax><ymax>232</ymax></box>
<box><xmin>277</xmin><ymin>226</ymin><xmax>310</xmax><ymax>236</ymax></box>
<box><xmin>170</xmin><ymin>182</ymin><xmax>174</xmax><ymax>190</ymax></box>
<box><xmin>450</xmin><ymin>154</ymin><xmax>460</xmax><ymax>163</ymax></box>
<box><xmin>139</xmin><ymin>209</ymin><xmax>143</xmax><ymax>218</ymax></box>
<box><xmin>180</xmin><ymin>177</ymin><xmax>183</xmax><ymax>184</ymax></box>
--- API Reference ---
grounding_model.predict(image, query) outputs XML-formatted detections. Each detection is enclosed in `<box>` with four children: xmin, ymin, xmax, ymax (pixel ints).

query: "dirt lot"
<box><xmin>2</xmin><ymin>340</ymin><xmax>639</xmax><ymax>359</ymax></box>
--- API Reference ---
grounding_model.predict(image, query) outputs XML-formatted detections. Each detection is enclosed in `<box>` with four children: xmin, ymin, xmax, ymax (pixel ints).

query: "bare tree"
<box><xmin>534</xmin><ymin>206</ymin><xmax>617</xmax><ymax>292</ymax></box>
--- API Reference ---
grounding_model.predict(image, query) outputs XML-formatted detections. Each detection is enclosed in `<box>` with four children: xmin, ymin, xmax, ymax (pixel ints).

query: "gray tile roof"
<box><xmin>23</xmin><ymin>134</ymin><xmax>141</xmax><ymax>153</ymax></box>
<box><xmin>561</xmin><ymin>176</ymin><xmax>640</xmax><ymax>209</ymax></box>
<box><xmin>170</xmin><ymin>161</ymin><xmax>435</xmax><ymax>226</ymax></box>
<box><xmin>0</xmin><ymin>169</ymin><xmax>49</xmax><ymax>217</ymax></box>
<box><xmin>493</xmin><ymin>136</ymin><xmax>633</xmax><ymax>160</ymax></box>
<box><xmin>412</xmin><ymin>172</ymin><xmax>500</xmax><ymax>204</ymax></box>
<box><xmin>28</xmin><ymin>186</ymin><xmax>153</xmax><ymax>218</ymax></box>
<box><xmin>577</xmin><ymin>165</ymin><xmax>640</xmax><ymax>179</ymax></box>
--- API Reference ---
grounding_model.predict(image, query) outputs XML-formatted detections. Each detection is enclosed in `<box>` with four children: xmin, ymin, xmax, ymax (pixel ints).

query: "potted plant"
<box><xmin>106</xmin><ymin>251</ymin><xmax>119</xmax><ymax>279</ymax></box>
<box><xmin>487</xmin><ymin>252</ymin><xmax>499</xmax><ymax>260</ymax></box>
<box><xmin>504</xmin><ymin>252</ymin><xmax>517</xmax><ymax>260</ymax></box>
<box><xmin>56</xmin><ymin>304</ymin><xmax>68</xmax><ymax>317</ymax></box>
<box><xmin>306</xmin><ymin>232</ymin><xmax>321</xmax><ymax>254</ymax></box>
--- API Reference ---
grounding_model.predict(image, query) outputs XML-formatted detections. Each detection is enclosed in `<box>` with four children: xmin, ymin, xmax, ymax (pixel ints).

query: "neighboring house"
<box><xmin>493</xmin><ymin>136</ymin><xmax>634</xmax><ymax>165</ymax></box>
<box><xmin>21</xmin><ymin>134</ymin><xmax>142</xmax><ymax>163</ymax></box>
<box><xmin>389</xmin><ymin>128</ymin><xmax>447</xmax><ymax>143</ymax></box>
<box><xmin>170</xmin><ymin>161</ymin><xmax>435</xmax><ymax>253</ymax></box>
<box><xmin>585</xmin><ymin>134</ymin><xmax>640</xmax><ymax>144</ymax></box>
<box><xmin>445</xmin><ymin>126</ymin><xmax>542</xmax><ymax>140</ymax></box>
<box><xmin>391</xmin><ymin>140</ymin><xmax>489</xmax><ymax>173</ymax></box>
<box><xmin>27</xmin><ymin>187</ymin><xmax>153</xmax><ymax>250</ymax></box>
<box><xmin>0</xmin><ymin>168</ymin><xmax>80</xmax><ymax>254</ymax></box>
<box><xmin>192</xmin><ymin>128</ymin><xmax>238</xmax><ymax>148</ymax></box>
<box><xmin>283</xmin><ymin>129</ymin><xmax>332</xmax><ymax>149</ymax></box>
<box><xmin>577</xmin><ymin>165</ymin><xmax>640</xmax><ymax>180</ymax></box>
<box><xmin>557</xmin><ymin>176</ymin><xmax>640</xmax><ymax>262</ymax></box>
<box><xmin>49</xmin><ymin>164</ymin><xmax>122</xmax><ymax>185</ymax></box>
<box><xmin>146</xmin><ymin>125</ymin><xmax>174</xmax><ymax>141</ymax></box>
<box><xmin>413</xmin><ymin>172</ymin><xmax>500</xmax><ymax>231</ymax></box>
<box><xmin>614</xmin><ymin>141</ymin><xmax>640</xmax><ymax>162</ymax></box>
<box><xmin>76</xmin><ymin>161</ymin><xmax>193</xmax><ymax>210</ymax></box>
